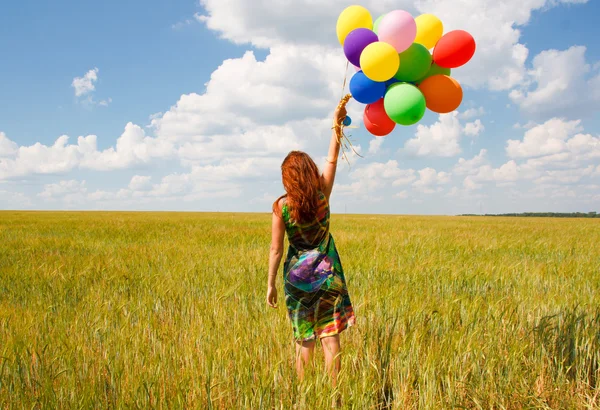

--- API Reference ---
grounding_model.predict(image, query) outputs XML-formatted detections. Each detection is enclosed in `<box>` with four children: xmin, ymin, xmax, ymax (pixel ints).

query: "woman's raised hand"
<box><xmin>333</xmin><ymin>95</ymin><xmax>351</xmax><ymax>128</ymax></box>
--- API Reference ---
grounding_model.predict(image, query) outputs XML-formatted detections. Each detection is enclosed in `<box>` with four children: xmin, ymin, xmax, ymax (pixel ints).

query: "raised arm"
<box><xmin>321</xmin><ymin>97</ymin><xmax>350</xmax><ymax>201</ymax></box>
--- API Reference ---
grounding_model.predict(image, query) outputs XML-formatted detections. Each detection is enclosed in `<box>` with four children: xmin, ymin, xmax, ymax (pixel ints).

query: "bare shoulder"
<box><xmin>272</xmin><ymin>195</ymin><xmax>286</xmax><ymax>217</ymax></box>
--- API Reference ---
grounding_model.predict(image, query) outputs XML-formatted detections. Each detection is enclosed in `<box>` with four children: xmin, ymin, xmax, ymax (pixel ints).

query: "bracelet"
<box><xmin>326</xmin><ymin>157</ymin><xmax>338</xmax><ymax>164</ymax></box>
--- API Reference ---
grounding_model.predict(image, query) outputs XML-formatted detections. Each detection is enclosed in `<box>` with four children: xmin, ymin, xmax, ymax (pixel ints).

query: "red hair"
<box><xmin>273</xmin><ymin>151</ymin><xmax>322</xmax><ymax>223</ymax></box>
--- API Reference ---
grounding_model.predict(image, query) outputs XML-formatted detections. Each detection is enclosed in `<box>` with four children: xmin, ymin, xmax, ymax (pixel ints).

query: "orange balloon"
<box><xmin>418</xmin><ymin>75</ymin><xmax>463</xmax><ymax>113</ymax></box>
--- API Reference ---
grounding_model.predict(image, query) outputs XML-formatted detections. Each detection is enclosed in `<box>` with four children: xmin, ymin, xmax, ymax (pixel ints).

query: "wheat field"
<box><xmin>0</xmin><ymin>211</ymin><xmax>599</xmax><ymax>409</ymax></box>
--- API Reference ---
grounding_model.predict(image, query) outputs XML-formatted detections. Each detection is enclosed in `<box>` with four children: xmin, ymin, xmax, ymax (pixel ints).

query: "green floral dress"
<box><xmin>281</xmin><ymin>192</ymin><xmax>355</xmax><ymax>342</ymax></box>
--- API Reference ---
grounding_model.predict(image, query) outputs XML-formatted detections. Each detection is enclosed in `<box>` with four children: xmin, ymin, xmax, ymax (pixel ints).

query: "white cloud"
<box><xmin>87</xmin><ymin>171</ymin><xmax>243</xmax><ymax>207</ymax></box>
<box><xmin>0</xmin><ymin>123</ymin><xmax>174</xmax><ymax>180</ymax></box>
<box><xmin>152</xmin><ymin>47</ymin><xmax>344</xmax><ymax>141</ymax></box>
<box><xmin>0</xmin><ymin>190</ymin><xmax>32</xmax><ymax>209</ymax></box>
<box><xmin>413</xmin><ymin>168</ymin><xmax>451</xmax><ymax>193</ymax></box>
<box><xmin>39</xmin><ymin>179</ymin><xmax>86</xmax><ymax>198</ymax></box>
<box><xmin>464</xmin><ymin>119</ymin><xmax>485</xmax><ymax>137</ymax></box>
<box><xmin>368</xmin><ymin>137</ymin><xmax>385</xmax><ymax>156</ymax></box>
<box><xmin>454</xmin><ymin>149</ymin><xmax>488</xmax><ymax>175</ymax></box>
<box><xmin>80</xmin><ymin>123</ymin><xmax>175</xmax><ymax>171</ymax></box>
<box><xmin>335</xmin><ymin>160</ymin><xmax>417</xmax><ymax>198</ymax></box>
<box><xmin>0</xmin><ymin>132</ymin><xmax>18</xmax><ymax>158</ymax></box>
<box><xmin>459</xmin><ymin>107</ymin><xmax>486</xmax><ymax>120</ymax></box>
<box><xmin>72</xmin><ymin>68</ymin><xmax>99</xmax><ymax>97</ymax></box>
<box><xmin>460</xmin><ymin>118</ymin><xmax>600</xmax><ymax>191</ymax></box>
<box><xmin>534</xmin><ymin>166</ymin><xmax>596</xmax><ymax>185</ymax></box>
<box><xmin>509</xmin><ymin>46</ymin><xmax>600</xmax><ymax>118</ymax></box>
<box><xmin>189</xmin><ymin>157</ymin><xmax>281</xmax><ymax>181</ymax></box>
<box><xmin>142</xmin><ymin>172</ymin><xmax>242</xmax><ymax>200</ymax></box>
<box><xmin>493</xmin><ymin>160</ymin><xmax>522</xmax><ymax>182</ymax></box>
<box><xmin>506</xmin><ymin>118</ymin><xmax>583</xmax><ymax>159</ymax></box>
<box><xmin>39</xmin><ymin>180</ymin><xmax>88</xmax><ymax>206</ymax></box>
<box><xmin>175</xmin><ymin>122</ymin><xmax>304</xmax><ymax>163</ymax></box>
<box><xmin>404</xmin><ymin>113</ymin><xmax>463</xmax><ymax>157</ymax></box>
<box><xmin>129</xmin><ymin>175</ymin><xmax>152</xmax><ymax>191</ymax></box>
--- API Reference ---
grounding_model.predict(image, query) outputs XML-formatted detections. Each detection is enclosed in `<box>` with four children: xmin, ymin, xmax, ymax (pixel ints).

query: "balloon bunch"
<box><xmin>337</xmin><ymin>6</ymin><xmax>476</xmax><ymax>137</ymax></box>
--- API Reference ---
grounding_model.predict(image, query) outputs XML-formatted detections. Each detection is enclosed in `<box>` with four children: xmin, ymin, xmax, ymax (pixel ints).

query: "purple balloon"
<box><xmin>343</xmin><ymin>28</ymin><xmax>378</xmax><ymax>67</ymax></box>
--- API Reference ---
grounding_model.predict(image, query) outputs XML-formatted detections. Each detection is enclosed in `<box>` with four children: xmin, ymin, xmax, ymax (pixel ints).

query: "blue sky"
<box><xmin>1</xmin><ymin>0</ymin><xmax>599</xmax><ymax>214</ymax></box>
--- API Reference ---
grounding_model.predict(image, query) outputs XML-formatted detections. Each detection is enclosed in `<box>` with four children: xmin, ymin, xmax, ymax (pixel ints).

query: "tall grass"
<box><xmin>0</xmin><ymin>212</ymin><xmax>599</xmax><ymax>408</ymax></box>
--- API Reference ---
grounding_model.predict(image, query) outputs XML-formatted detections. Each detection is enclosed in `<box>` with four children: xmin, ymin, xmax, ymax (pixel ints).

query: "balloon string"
<box><xmin>340</xmin><ymin>61</ymin><xmax>349</xmax><ymax>100</ymax></box>
<box><xmin>333</xmin><ymin>92</ymin><xmax>363</xmax><ymax>167</ymax></box>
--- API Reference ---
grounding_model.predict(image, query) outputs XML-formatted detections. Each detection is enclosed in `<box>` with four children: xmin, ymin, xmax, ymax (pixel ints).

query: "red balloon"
<box><xmin>433</xmin><ymin>30</ymin><xmax>476</xmax><ymax>69</ymax></box>
<box><xmin>364</xmin><ymin>99</ymin><xmax>395</xmax><ymax>137</ymax></box>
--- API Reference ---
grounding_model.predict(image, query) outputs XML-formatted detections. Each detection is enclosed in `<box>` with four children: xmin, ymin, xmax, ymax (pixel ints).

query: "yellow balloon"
<box><xmin>336</xmin><ymin>5</ymin><xmax>373</xmax><ymax>45</ymax></box>
<box><xmin>414</xmin><ymin>14</ymin><xmax>444</xmax><ymax>50</ymax></box>
<box><xmin>360</xmin><ymin>42</ymin><xmax>400</xmax><ymax>82</ymax></box>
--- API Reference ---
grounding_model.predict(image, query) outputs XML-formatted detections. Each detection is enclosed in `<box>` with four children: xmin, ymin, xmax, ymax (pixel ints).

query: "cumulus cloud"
<box><xmin>39</xmin><ymin>180</ymin><xmax>87</xmax><ymax>200</ymax></box>
<box><xmin>129</xmin><ymin>175</ymin><xmax>152</xmax><ymax>191</ymax></box>
<box><xmin>509</xmin><ymin>46</ymin><xmax>600</xmax><ymax>118</ymax></box>
<box><xmin>404</xmin><ymin>113</ymin><xmax>464</xmax><ymax>157</ymax></box>
<box><xmin>457</xmin><ymin>118</ymin><xmax>600</xmax><ymax>191</ymax></box>
<box><xmin>152</xmin><ymin>47</ymin><xmax>345</xmax><ymax>141</ymax></box>
<box><xmin>464</xmin><ymin>120</ymin><xmax>485</xmax><ymax>137</ymax></box>
<box><xmin>0</xmin><ymin>132</ymin><xmax>18</xmax><ymax>158</ymax></box>
<box><xmin>335</xmin><ymin>160</ymin><xmax>417</xmax><ymax>198</ymax></box>
<box><xmin>458</xmin><ymin>107</ymin><xmax>486</xmax><ymax>120</ymax></box>
<box><xmin>72</xmin><ymin>67</ymin><xmax>111</xmax><ymax>106</ymax></box>
<box><xmin>72</xmin><ymin>68</ymin><xmax>99</xmax><ymax>97</ymax></box>
<box><xmin>0</xmin><ymin>123</ymin><xmax>174</xmax><ymax>180</ymax></box>
<box><xmin>453</xmin><ymin>149</ymin><xmax>488</xmax><ymax>176</ymax></box>
<box><xmin>368</xmin><ymin>137</ymin><xmax>385</xmax><ymax>155</ymax></box>
<box><xmin>0</xmin><ymin>190</ymin><xmax>33</xmax><ymax>209</ymax></box>
<box><xmin>506</xmin><ymin>119</ymin><xmax>583</xmax><ymax>159</ymax></box>
<box><xmin>412</xmin><ymin>168</ymin><xmax>451</xmax><ymax>193</ymax></box>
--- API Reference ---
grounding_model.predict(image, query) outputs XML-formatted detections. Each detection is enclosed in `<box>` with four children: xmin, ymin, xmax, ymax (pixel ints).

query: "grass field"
<box><xmin>1</xmin><ymin>211</ymin><xmax>599</xmax><ymax>409</ymax></box>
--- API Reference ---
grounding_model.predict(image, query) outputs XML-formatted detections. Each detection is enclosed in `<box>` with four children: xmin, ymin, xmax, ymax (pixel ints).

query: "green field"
<box><xmin>1</xmin><ymin>212</ymin><xmax>599</xmax><ymax>409</ymax></box>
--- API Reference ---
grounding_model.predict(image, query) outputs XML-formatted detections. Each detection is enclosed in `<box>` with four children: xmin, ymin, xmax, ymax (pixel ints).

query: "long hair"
<box><xmin>272</xmin><ymin>151</ymin><xmax>322</xmax><ymax>223</ymax></box>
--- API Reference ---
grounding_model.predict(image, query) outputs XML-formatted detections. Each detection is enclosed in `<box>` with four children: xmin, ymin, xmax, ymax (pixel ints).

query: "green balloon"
<box><xmin>415</xmin><ymin>63</ymin><xmax>451</xmax><ymax>85</ymax></box>
<box><xmin>384</xmin><ymin>83</ymin><xmax>426</xmax><ymax>126</ymax></box>
<box><xmin>373</xmin><ymin>14</ymin><xmax>385</xmax><ymax>35</ymax></box>
<box><xmin>394</xmin><ymin>43</ymin><xmax>432</xmax><ymax>83</ymax></box>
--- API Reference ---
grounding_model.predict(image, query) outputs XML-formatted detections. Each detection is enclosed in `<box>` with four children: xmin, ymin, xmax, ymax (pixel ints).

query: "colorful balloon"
<box><xmin>377</xmin><ymin>10</ymin><xmax>416</xmax><ymax>53</ymax></box>
<box><xmin>384</xmin><ymin>83</ymin><xmax>426</xmax><ymax>125</ymax></box>
<box><xmin>349</xmin><ymin>71</ymin><xmax>386</xmax><ymax>104</ymax></box>
<box><xmin>414</xmin><ymin>14</ymin><xmax>443</xmax><ymax>50</ymax></box>
<box><xmin>373</xmin><ymin>14</ymin><xmax>385</xmax><ymax>34</ymax></box>
<box><xmin>360</xmin><ymin>42</ymin><xmax>400</xmax><ymax>82</ymax></box>
<box><xmin>414</xmin><ymin>63</ymin><xmax>451</xmax><ymax>85</ymax></box>
<box><xmin>433</xmin><ymin>30</ymin><xmax>476</xmax><ymax>68</ymax></box>
<box><xmin>364</xmin><ymin>99</ymin><xmax>395</xmax><ymax>137</ymax></box>
<box><xmin>336</xmin><ymin>5</ymin><xmax>373</xmax><ymax>45</ymax></box>
<box><xmin>394</xmin><ymin>43</ymin><xmax>432</xmax><ymax>82</ymax></box>
<box><xmin>343</xmin><ymin>116</ymin><xmax>352</xmax><ymax>126</ymax></box>
<box><xmin>418</xmin><ymin>75</ymin><xmax>463</xmax><ymax>113</ymax></box>
<box><xmin>343</xmin><ymin>28</ymin><xmax>378</xmax><ymax>67</ymax></box>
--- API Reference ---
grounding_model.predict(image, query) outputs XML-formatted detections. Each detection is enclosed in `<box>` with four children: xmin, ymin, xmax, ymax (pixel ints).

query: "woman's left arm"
<box><xmin>267</xmin><ymin>205</ymin><xmax>285</xmax><ymax>308</ymax></box>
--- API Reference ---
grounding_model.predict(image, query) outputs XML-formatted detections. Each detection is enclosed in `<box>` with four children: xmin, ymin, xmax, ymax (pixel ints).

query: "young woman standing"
<box><xmin>267</xmin><ymin>96</ymin><xmax>355</xmax><ymax>389</ymax></box>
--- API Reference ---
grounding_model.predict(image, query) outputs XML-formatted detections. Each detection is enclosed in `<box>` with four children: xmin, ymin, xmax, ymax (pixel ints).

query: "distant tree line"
<box><xmin>460</xmin><ymin>212</ymin><xmax>599</xmax><ymax>218</ymax></box>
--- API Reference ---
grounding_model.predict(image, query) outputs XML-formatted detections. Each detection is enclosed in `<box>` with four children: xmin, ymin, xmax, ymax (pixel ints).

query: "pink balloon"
<box><xmin>378</xmin><ymin>10</ymin><xmax>416</xmax><ymax>53</ymax></box>
<box><xmin>353</xmin><ymin>64</ymin><xmax>361</xmax><ymax>72</ymax></box>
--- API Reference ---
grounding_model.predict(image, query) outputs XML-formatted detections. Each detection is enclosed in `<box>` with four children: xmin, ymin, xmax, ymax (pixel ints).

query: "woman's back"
<box><xmin>281</xmin><ymin>191</ymin><xmax>330</xmax><ymax>250</ymax></box>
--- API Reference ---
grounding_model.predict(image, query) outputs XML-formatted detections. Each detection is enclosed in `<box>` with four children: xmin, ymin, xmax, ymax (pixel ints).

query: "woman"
<box><xmin>266</xmin><ymin>96</ymin><xmax>355</xmax><ymax>388</ymax></box>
